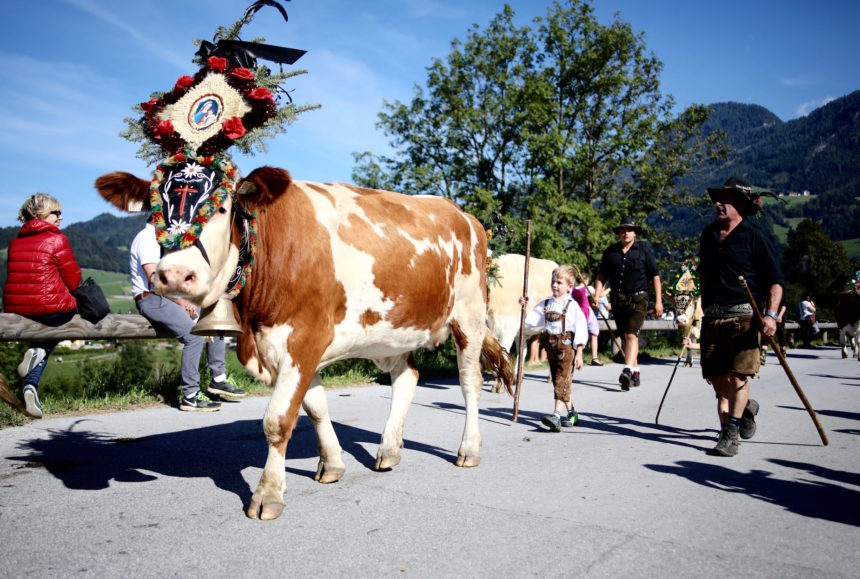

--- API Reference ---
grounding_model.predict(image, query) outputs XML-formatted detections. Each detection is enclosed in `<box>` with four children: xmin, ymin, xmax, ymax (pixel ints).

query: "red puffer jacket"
<box><xmin>3</xmin><ymin>219</ymin><xmax>81</xmax><ymax>316</ymax></box>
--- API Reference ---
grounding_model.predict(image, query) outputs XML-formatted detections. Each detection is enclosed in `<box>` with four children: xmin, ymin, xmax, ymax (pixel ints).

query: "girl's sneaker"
<box><xmin>17</xmin><ymin>348</ymin><xmax>46</xmax><ymax>378</ymax></box>
<box><xmin>22</xmin><ymin>384</ymin><xmax>43</xmax><ymax>419</ymax></box>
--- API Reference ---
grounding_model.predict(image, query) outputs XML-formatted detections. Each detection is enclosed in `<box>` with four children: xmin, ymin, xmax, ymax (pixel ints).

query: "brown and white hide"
<box><xmin>486</xmin><ymin>253</ymin><xmax>558</xmax><ymax>392</ymax></box>
<box><xmin>835</xmin><ymin>291</ymin><xmax>860</xmax><ymax>360</ymax></box>
<box><xmin>96</xmin><ymin>167</ymin><xmax>512</xmax><ymax>521</ymax></box>
<box><xmin>675</xmin><ymin>294</ymin><xmax>703</xmax><ymax>367</ymax></box>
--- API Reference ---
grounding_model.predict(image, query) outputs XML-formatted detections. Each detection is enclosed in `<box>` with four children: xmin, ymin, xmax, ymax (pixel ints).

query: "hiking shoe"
<box><xmin>208</xmin><ymin>377</ymin><xmax>246</xmax><ymax>399</ymax></box>
<box><xmin>22</xmin><ymin>384</ymin><xmax>43</xmax><ymax>419</ymax></box>
<box><xmin>180</xmin><ymin>392</ymin><xmax>221</xmax><ymax>412</ymax></box>
<box><xmin>541</xmin><ymin>414</ymin><xmax>562</xmax><ymax>432</ymax></box>
<box><xmin>760</xmin><ymin>349</ymin><xmax>767</xmax><ymax>365</ymax></box>
<box><xmin>708</xmin><ymin>425</ymin><xmax>739</xmax><ymax>457</ymax></box>
<box><xmin>631</xmin><ymin>371</ymin><xmax>641</xmax><ymax>387</ymax></box>
<box><xmin>590</xmin><ymin>359</ymin><xmax>603</xmax><ymax>366</ymax></box>
<box><xmin>560</xmin><ymin>411</ymin><xmax>579</xmax><ymax>427</ymax></box>
<box><xmin>17</xmin><ymin>348</ymin><xmax>46</xmax><ymax>378</ymax></box>
<box><xmin>740</xmin><ymin>399</ymin><xmax>760</xmax><ymax>440</ymax></box>
<box><xmin>619</xmin><ymin>368</ymin><xmax>632</xmax><ymax>391</ymax></box>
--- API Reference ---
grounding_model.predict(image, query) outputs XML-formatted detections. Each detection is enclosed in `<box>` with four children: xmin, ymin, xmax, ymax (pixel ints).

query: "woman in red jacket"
<box><xmin>3</xmin><ymin>194</ymin><xmax>81</xmax><ymax>418</ymax></box>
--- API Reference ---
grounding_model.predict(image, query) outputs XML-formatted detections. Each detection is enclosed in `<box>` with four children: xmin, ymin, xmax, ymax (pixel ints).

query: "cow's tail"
<box><xmin>482</xmin><ymin>327</ymin><xmax>514</xmax><ymax>396</ymax></box>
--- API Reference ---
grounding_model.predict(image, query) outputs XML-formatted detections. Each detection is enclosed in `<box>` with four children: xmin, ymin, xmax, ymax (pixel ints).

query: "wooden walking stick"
<box><xmin>512</xmin><ymin>220</ymin><xmax>531</xmax><ymax>422</ymax></box>
<box><xmin>739</xmin><ymin>276</ymin><xmax>829</xmax><ymax>445</ymax></box>
<box><xmin>570</xmin><ymin>263</ymin><xmax>624</xmax><ymax>357</ymax></box>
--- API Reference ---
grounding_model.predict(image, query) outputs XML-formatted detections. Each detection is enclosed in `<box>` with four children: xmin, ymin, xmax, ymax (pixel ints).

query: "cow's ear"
<box><xmin>238</xmin><ymin>166</ymin><xmax>292</xmax><ymax>207</ymax></box>
<box><xmin>95</xmin><ymin>172</ymin><xmax>151</xmax><ymax>212</ymax></box>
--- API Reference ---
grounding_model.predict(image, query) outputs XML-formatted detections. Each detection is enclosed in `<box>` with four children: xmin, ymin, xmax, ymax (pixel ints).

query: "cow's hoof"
<box><xmin>247</xmin><ymin>490</ymin><xmax>285</xmax><ymax>521</ymax></box>
<box><xmin>842</xmin><ymin>351</ymin><xmax>848</xmax><ymax>359</ymax></box>
<box><xmin>314</xmin><ymin>459</ymin><xmax>345</xmax><ymax>483</ymax></box>
<box><xmin>375</xmin><ymin>450</ymin><xmax>401</xmax><ymax>471</ymax></box>
<box><xmin>456</xmin><ymin>454</ymin><xmax>481</xmax><ymax>468</ymax></box>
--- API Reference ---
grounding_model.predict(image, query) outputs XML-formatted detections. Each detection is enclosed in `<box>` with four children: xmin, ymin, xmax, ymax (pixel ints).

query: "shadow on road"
<box><xmin>6</xmin><ymin>415</ymin><xmax>457</xmax><ymax>509</ymax></box>
<box><xmin>777</xmin><ymin>405</ymin><xmax>860</xmax><ymax>422</ymax></box>
<box><xmin>644</xmin><ymin>460</ymin><xmax>860</xmax><ymax>527</ymax></box>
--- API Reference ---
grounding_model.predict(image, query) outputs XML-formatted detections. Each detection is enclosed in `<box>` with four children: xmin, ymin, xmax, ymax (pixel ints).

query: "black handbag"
<box><xmin>73</xmin><ymin>277</ymin><xmax>110</xmax><ymax>324</ymax></box>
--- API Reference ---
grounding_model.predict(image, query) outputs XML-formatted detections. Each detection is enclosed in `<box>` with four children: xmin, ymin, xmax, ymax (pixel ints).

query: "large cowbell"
<box><xmin>158</xmin><ymin>161</ymin><xmax>220</xmax><ymax>239</ymax></box>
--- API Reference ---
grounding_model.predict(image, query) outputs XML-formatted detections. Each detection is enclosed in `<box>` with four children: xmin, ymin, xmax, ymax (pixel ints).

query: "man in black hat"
<box><xmin>698</xmin><ymin>177</ymin><xmax>784</xmax><ymax>457</ymax></box>
<box><xmin>594</xmin><ymin>216</ymin><xmax>663</xmax><ymax>390</ymax></box>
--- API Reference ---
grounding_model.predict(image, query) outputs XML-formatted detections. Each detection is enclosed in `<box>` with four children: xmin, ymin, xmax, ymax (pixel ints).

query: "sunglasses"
<box><xmin>49</xmin><ymin>210</ymin><xmax>62</xmax><ymax>217</ymax></box>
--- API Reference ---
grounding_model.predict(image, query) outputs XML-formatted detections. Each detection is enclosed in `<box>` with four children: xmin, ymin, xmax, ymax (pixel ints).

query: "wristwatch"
<box><xmin>765</xmin><ymin>311</ymin><xmax>778</xmax><ymax>320</ymax></box>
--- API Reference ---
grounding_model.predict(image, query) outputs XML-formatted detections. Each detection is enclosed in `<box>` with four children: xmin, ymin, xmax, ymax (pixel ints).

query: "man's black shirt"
<box><xmin>699</xmin><ymin>219</ymin><xmax>784</xmax><ymax>308</ymax></box>
<box><xmin>597</xmin><ymin>241</ymin><xmax>659</xmax><ymax>294</ymax></box>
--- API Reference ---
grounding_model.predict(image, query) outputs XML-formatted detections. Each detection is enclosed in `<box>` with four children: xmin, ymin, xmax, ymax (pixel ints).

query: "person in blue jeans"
<box><xmin>3</xmin><ymin>194</ymin><xmax>81</xmax><ymax>418</ymax></box>
<box><xmin>129</xmin><ymin>222</ymin><xmax>246</xmax><ymax>411</ymax></box>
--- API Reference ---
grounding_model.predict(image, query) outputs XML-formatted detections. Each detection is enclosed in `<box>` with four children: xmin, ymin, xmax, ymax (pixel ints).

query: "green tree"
<box><xmin>782</xmin><ymin>219</ymin><xmax>854</xmax><ymax>311</ymax></box>
<box><xmin>352</xmin><ymin>0</ymin><xmax>725</xmax><ymax>270</ymax></box>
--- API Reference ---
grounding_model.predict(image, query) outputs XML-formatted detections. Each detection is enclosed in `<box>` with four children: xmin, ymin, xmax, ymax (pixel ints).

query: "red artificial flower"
<box><xmin>173</xmin><ymin>152</ymin><xmax>186</xmax><ymax>163</ymax></box>
<box><xmin>141</xmin><ymin>98</ymin><xmax>159</xmax><ymax>112</ymax></box>
<box><xmin>248</xmin><ymin>86</ymin><xmax>273</xmax><ymax>101</ymax></box>
<box><xmin>208</xmin><ymin>56</ymin><xmax>227</xmax><ymax>72</ymax></box>
<box><xmin>175</xmin><ymin>75</ymin><xmax>195</xmax><ymax>90</ymax></box>
<box><xmin>154</xmin><ymin>120</ymin><xmax>175</xmax><ymax>139</ymax></box>
<box><xmin>222</xmin><ymin>116</ymin><xmax>247</xmax><ymax>140</ymax></box>
<box><xmin>231</xmin><ymin>67</ymin><xmax>255</xmax><ymax>80</ymax></box>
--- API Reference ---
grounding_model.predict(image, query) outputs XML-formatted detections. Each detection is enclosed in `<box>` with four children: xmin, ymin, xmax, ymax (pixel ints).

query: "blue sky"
<box><xmin>1</xmin><ymin>0</ymin><xmax>857</xmax><ymax>227</ymax></box>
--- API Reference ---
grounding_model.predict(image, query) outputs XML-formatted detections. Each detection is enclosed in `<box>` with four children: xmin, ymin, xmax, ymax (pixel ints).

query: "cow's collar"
<box><xmin>225</xmin><ymin>200</ymin><xmax>258</xmax><ymax>298</ymax></box>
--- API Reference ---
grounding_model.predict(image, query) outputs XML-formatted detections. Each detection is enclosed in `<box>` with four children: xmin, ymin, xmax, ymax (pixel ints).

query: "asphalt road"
<box><xmin>0</xmin><ymin>345</ymin><xmax>857</xmax><ymax>578</ymax></box>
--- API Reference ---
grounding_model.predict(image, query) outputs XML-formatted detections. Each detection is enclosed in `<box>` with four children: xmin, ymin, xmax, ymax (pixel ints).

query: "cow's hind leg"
<box><xmin>374</xmin><ymin>353</ymin><xmax>418</xmax><ymax>470</ymax></box>
<box><xmin>451</xmin><ymin>319</ymin><xmax>484</xmax><ymax>467</ymax></box>
<box><xmin>303</xmin><ymin>374</ymin><xmax>346</xmax><ymax>483</ymax></box>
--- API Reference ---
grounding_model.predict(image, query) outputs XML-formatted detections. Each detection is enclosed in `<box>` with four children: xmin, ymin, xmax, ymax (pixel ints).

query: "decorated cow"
<box><xmin>835</xmin><ymin>272</ymin><xmax>860</xmax><ymax>360</ymax></box>
<box><xmin>669</xmin><ymin>259</ymin><xmax>702</xmax><ymax>367</ymax></box>
<box><xmin>486</xmin><ymin>253</ymin><xmax>558</xmax><ymax>392</ymax></box>
<box><xmin>96</xmin><ymin>3</ymin><xmax>511</xmax><ymax>521</ymax></box>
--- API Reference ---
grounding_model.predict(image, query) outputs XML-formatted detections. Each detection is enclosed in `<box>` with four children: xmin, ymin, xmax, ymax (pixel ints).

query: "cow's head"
<box><xmin>96</xmin><ymin>160</ymin><xmax>290</xmax><ymax>308</ymax></box>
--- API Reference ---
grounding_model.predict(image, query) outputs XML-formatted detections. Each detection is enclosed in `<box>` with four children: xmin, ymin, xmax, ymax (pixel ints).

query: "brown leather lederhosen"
<box><xmin>539</xmin><ymin>299</ymin><xmax>576</xmax><ymax>403</ymax></box>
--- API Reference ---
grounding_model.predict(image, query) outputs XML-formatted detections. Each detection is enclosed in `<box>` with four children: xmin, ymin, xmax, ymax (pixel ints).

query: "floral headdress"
<box><xmin>120</xmin><ymin>1</ymin><xmax>317</xmax><ymax>293</ymax></box>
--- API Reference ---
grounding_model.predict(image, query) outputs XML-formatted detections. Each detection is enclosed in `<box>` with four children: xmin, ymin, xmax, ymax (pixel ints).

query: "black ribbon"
<box><xmin>195</xmin><ymin>0</ymin><xmax>305</xmax><ymax>70</ymax></box>
<box><xmin>196</xmin><ymin>40</ymin><xmax>306</xmax><ymax>70</ymax></box>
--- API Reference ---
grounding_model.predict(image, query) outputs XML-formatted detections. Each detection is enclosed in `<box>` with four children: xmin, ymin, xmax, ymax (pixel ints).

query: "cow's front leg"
<box><xmin>302</xmin><ymin>374</ymin><xmax>346</xmax><ymax>483</ymax></box>
<box><xmin>247</xmin><ymin>359</ymin><xmax>308</xmax><ymax>521</ymax></box>
<box><xmin>374</xmin><ymin>353</ymin><xmax>418</xmax><ymax>470</ymax></box>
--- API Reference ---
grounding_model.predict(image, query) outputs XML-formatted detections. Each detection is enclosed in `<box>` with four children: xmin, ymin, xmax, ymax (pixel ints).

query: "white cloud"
<box><xmin>794</xmin><ymin>95</ymin><xmax>835</xmax><ymax>117</ymax></box>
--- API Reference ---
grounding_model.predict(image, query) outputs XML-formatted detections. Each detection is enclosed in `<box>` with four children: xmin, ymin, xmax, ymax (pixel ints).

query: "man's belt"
<box><xmin>615</xmin><ymin>290</ymin><xmax>647</xmax><ymax>296</ymax></box>
<box><xmin>134</xmin><ymin>291</ymin><xmax>154</xmax><ymax>302</ymax></box>
<box><xmin>703</xmin><ymin>303</ymin><xmax>753</xmax><ymax>318</ymax></box>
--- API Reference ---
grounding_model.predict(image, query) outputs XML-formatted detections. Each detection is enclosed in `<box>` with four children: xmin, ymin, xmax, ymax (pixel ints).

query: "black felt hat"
<box><xmin>612</xmin><ymin>216</ymin><xmax>643</xmax><ymax>234</ymax></box>
<box><xmin>707</xmin><ymin>176</ymin><xmax>768</xmax><ymax>216</ymax></box>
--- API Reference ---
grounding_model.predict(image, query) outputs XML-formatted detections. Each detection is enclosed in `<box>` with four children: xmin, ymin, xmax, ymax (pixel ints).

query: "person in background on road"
<box><xmin>520</xmin><ymin>265</ymin><xmax>588</xmax><ymax>432</ymax></box>
<box><xmin>2</xmin><ymin>194</ymin><xmax>81</xmax><ymax>418</ymax></box>
<box><xmin>698</xmin><ymin>177</ymin><xmax>784</xmax><ymax>457</ymax></box>
<box><xmin>571</xmin><ymin>272</ymin><xmax>603</xmax><ymax>366</ymax></box>
<box><xmin>798</xmin><ymin>293</ymin><xmax>818</xmax><ymax>347</ymax></box>
<box><xmin>594</xmin><ymin>216</ymin><xmax>663</xmax><ymax>390</ymax></box>
<box><xmin>130</xmin><ymin>220</ymin><xmax>246</xmax><ymax>412</ymax></box>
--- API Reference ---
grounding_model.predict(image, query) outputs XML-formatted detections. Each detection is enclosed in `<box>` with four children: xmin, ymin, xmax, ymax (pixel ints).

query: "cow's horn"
<box><xmin>236</xmin><ymin>181</ymin><xmax>257</xmax><ymax>196</ymax></box>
